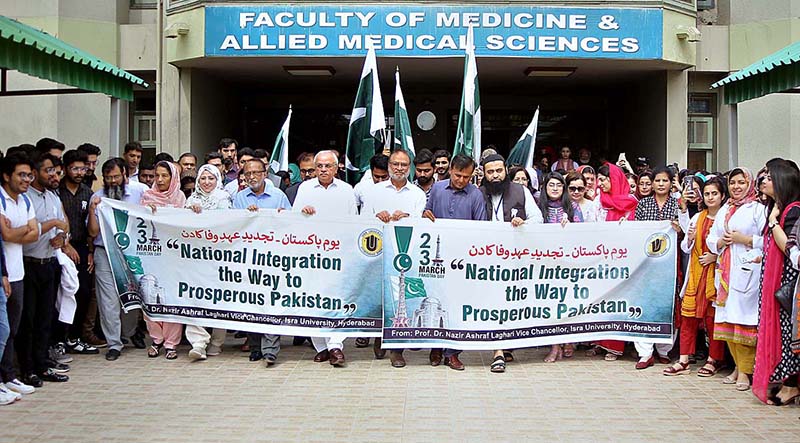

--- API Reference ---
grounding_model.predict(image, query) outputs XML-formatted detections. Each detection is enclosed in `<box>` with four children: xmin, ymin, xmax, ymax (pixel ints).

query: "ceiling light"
<box><xmin>283</xmin><ymin>66</ymin><xmax>336</xmax><ymax>77</ymax></box>
<box><xmin>524</xmin><ymin>67</ymin><xmax>576</xmax><ymax>78</ymax></box>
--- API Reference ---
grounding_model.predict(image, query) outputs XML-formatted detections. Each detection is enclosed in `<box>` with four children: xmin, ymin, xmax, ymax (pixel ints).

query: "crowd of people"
<box><xmin>0</xmin><ymin>137</ymin><xmax>798</xmax><ymax>409</ymax></box>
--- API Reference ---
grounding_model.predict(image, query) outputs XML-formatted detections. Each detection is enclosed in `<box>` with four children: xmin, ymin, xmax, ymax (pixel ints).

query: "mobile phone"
<box><xmin>683</xmin><ymin>176</ymin><xmax>694</xmax><ymax>199</ymax></box>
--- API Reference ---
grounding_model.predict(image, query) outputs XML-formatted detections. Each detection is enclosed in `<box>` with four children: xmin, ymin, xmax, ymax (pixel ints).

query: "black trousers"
<box><xmin>18</xmin><ymin>259</ymin><xmax>59</xmax><ymax>375</ymax></box>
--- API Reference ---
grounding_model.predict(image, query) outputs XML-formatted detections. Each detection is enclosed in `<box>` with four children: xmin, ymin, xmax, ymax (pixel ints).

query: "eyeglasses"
<box><xmin>18</xmin><ymin>173</ymin><xmax>35</xmax><ymax>181</ymax></box>
<box><xmin>69</xmin><ymin>166</ymin><xmax>88</xmax><ymax>173</ymax></box>
<box><xmin>44</xmin><ymin>167</ymin><xmax>57</xmax><ymax>175</ymax></box>
<box><xmin>243</xmin><ymin>171</ymin><xmax>265</xmax><ymax>178</ymax></box>
<box><xmin>568</xmin><ymin>186</ymin><xmax>586</xmax><ymax>193</ymax></box>
<box><xmin>300</xmin><ymin>168</ymin><xmax>316</xmax><ymax>175</ymax></box>
<box><xmin>389</xmin><ymin>161</ymin><xmax>410</xmax><ymax>168</ymax></box>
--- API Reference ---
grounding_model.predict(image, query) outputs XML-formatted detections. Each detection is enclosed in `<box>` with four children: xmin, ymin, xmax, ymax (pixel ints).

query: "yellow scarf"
<box><xmin>682</xmin><ymin>211</ymin><xmax>717</xmax><ymax>318</ymax></box>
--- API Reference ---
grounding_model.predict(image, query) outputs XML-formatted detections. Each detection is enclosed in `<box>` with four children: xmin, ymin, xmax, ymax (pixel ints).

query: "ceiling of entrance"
<box><xmin>176</xmin><ymin>56</ymin><xmax>687</xmax><ymax>94</ymax></box>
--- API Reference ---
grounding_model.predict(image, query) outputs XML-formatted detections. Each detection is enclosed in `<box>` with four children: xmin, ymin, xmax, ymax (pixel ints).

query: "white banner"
<box><xmin>381</xmin><ymin>219</ymin><xmax>677</xmax><ymax>350</ymax></box>
<box><xmin>97</xmin><ymin>199</ymin><xmax>384</xmax><ymax>337</ymax></box>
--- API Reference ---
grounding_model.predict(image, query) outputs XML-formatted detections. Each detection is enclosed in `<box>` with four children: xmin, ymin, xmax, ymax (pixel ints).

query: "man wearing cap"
<box><xmin>480</xmin><ymin>153</ymin><xmax>543</xmax><ymax>372</ymax></box>
<box><xmin>635</xmin><ymin>157</ymin><xmax>651</xmax><ymax>175</ymax></box>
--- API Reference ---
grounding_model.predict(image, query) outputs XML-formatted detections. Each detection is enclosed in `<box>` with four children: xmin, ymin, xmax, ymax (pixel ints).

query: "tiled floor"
<box><xmin>1</xmin><ymin>338</ymin><xmax>798</xmax><ymax>442</ymax></box>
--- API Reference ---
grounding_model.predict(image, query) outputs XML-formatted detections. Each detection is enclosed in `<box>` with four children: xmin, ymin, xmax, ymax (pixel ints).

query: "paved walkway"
<box><xmin>1</xmin><ymin>338</ymin><xmax>798</xmax><ymax>442</ymax></box>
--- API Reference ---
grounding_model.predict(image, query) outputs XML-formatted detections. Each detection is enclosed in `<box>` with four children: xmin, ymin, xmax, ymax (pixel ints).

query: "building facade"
<box><xmin>0</xmin><ymin>1</ymin><xmax>798</xmax><ymax>172</ymax></box>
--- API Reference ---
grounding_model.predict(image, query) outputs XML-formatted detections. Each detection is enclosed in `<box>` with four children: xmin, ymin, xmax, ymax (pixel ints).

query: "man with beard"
<box><xmin>56</xmin><ymin>150</ymin><xmax>98</xmax><ymax>354</ymax></box>
<box><xmin>77</xmin><ymin>143</ymin><xmax>101</xmax><ymax>192</ymax></box>
<box><xmin>138</xmin><ymin>163</ymin><xmax>155</xmax><ymax>188</ymax></box>
<box><xmin>87</xmin><ymin>158</ymin><xmax>149</xmax><ymax>361</ymax></box>
<box><xmin>178</xmin><ymin>153</ymin><xmax>197</xmax><ymax>172</ymax></box>
<box><xmin>218</xmin><ymin>138</ymin><xmax>239</xmax><ymax>184</ymax></box>
<box><xmin>433</xmin><ymin>149</ymin><xmax>450</xmax><ymax>181</ymax></box>
<box><xmin>294</xmin><ymin>150</ymin><xmax>357</xmax><ymax>367</ymax></box>
<box><xmin>19</xmin><ymin>152</ymin><xmax>71</xmax><ymax>385</ymax></box>
<box><xmin>232</xmin><ymin>159</ymin><xmax>291</xmax><ymax>366</ymax></box>
<box><xmin>422</xmin><ymin>154</ymin><xmax>487</xmax><ymax>370</ymax></box>
<box><xmin>413</xmin><ymin>148</ymin><xmax>435</xmax><ymax>199</ymax></box>
<box><xmin>361</xmin><ymin>149</ymin><xmax>426</xmax><ymax>367</ymax></box>
<box><xmin>0</xmin><ymin>153</ymin><xmax>40</xmax><ymax>395</ymax></box>
<box><xmin>480</xmin><ymin>154</ymin><xmax>543</xmax><ymax>373</ymax></box>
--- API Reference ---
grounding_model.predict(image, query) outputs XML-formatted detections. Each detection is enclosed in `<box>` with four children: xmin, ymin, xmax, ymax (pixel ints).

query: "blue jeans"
<box><xmin>0</xmin><ymin>288</ymin><xmax>9</xmax><ymax>360</ymax></box>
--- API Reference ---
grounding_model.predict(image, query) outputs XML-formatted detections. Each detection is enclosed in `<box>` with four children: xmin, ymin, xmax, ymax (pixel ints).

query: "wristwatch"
<box><xmin>769</xmin><ymin>221</ymin><xmax>779</xmax><ymax>230</ymax></box>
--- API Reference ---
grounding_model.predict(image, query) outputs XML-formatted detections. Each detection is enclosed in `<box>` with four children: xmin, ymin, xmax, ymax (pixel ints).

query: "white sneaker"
<box><xmin>188</xmin><ymin>347</ymin><xmax>207</xmax><ymax>361</ymax></box>
<box><xmin>6</xmin><ymin>379</ymin><xmax>35</xmax><ymax>395</ymax></box>
<box><xmin>0</xmin><ymin>387</ymin><xmax>19</xmax><ymax>404</ymax></box>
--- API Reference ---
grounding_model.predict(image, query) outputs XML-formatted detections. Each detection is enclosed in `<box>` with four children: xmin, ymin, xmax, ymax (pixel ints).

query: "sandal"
<box><xmin>663</xmin><ymin>360</ymin><xmax>690</xmax><ymax>376</ymax></box>
<box><xmin>543</xmin><ymin>345</ymin><xmax>562</xmax><ymax>363</ymax></box>
<box><xmin>503</xmin><ymin>351</ymin><xmax>514</xmax><ymax>362</ymax></box>
<box><xmin>165</xmin><ymin>348</ymin><xmax>178</xmax><ymax>360</ymax></box>
<box><xmin>697</xmin><ymin>360</ymin><xmax>720</xmax><ymax>377</ymax></box>
<box><xmin>604</xmin><ymin>352</ymin><xmax>619</xmax><ymax>361</ymax></box>
<box><xmin>585</xmin><ymin>346</ymin><xmax>604</xmax><ymax>357</ymax></box>
<box><xmin>147</xmin><ymin>342</ymin><xmax>163</xmax><ymax>358</ymax></box>
<box><xmin>722</xmin><ymin>368</ymin><xmax>739</xmax><ymax>385</ymax></box>
<box><xmin>490</xmin><ymin>355</ymin><xmax>506</xmax><ymax>373</ymax></box>
<box><xmin>562</xmin><ymin>344</ymin><xmax>575</xmax><ymax>358</ymax></box>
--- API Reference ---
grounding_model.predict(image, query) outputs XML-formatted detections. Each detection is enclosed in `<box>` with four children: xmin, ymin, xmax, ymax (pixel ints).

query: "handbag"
<box><xmin>775</xmin><ymin>277</ymin><xmax>798</xmax><ymax>312</ymax></box>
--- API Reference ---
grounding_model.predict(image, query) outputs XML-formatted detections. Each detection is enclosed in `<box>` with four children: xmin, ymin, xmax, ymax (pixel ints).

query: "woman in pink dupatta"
<box><xmin>753</xmin><ymin>158</ymin><xmax>800</xmax><ymax>405</ymax></box>
<box><xmin>585</xmin><ymin>163</ymin><xmax>638</xmax><ymax>360</ymax></box>
<box><xmin>140</xmin><ymin>161</ymin><xmax>186</xmax><ymax>360</ymax></box>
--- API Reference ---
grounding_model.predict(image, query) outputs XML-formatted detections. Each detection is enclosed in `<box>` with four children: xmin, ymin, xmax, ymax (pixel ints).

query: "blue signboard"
<box><xmin>205</xmin><ymin>5</ymin><xmax>663</xmax><ymax>59</ymax></box>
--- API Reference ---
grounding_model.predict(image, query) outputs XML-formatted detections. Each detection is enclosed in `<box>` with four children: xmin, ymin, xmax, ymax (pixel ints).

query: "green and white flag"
<box><xmin>345</xmin><ymin>46</ymin><xmax>385</xmax><ymax>183</ymax></box>
<box><xmin>452</xmin><ymin>25</ymin><xmax>481</xmax><ymax>164</ymax></box>
<box><xmin>269</xmin><ymin>106</ymin><xmax>292</xmax><ymax>174</ymax></box>
<box><xmin>393</xmin><ymin>67</ymin><xmax>416</xmax><ymax>178</ymax></box>
<box><xmin>507</xmin><ymin>106</ymin><xmax>540</xmax><ymax>169</ymax></box>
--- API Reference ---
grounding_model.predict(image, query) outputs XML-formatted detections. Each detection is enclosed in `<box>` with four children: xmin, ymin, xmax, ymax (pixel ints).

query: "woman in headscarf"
<box><xmin>707</xmin><ymin>167</ymin><xmax>767</xmax><ymax>391</ymax></box>
<box><xmin>585</xmin><ymin>163</ymin><xmax>638</xmax><ymax>361</ymax></box>
<box><xmin>140</xmin><ymin>161</ymin><xmax>187</xmax><ymax>360</ymax></box>
<box><xmin>183</xmin><ymin>164</ymin><xmax>233</xmax><ymax>361</ymax></box>
<box><xmin>577</xmin><ymin>165</ymin><xmax>597</xmax><ymax>200</ymax></box>
<box><xmin>753</xmin><ymin>158</ymin><xmax>800</xmax><ymax>405</ymax></box>
<box><xmin>538</xmin><ymin>172</ymin><xmax>583</xmax><ymax>362</ymax></box>
<box><xmin>664</xmin><ymin>176</ymin><xmax>728</xmax><ymax>376</ymax></box>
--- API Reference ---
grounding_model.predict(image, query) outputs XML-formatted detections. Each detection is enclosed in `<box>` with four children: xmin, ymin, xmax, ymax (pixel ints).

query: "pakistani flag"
<box><xmin>393</xmin><ymin>68</ymin><xmax>416</xmax><ymax>178</ymax></box>
<box><xmin>390</xmin><ymin>275</ymin><xmax>428</xmax><ymax>301</ymax></box>
<box><xmin>452</xmin><ymin>25</ymin><xmax>481</xmax><ymax>164</ymax></box>
<box><xmin>507</xmin><ymin>107</ymin><xmax>540</xmax><ymax>168</ymax></box>
<box><xmin>269</xmin><ymin>106</ymin><xmax>292</xmax><ymax>174</ymax></box>
<box><xmin>345</xmin><ymin>46</ymin><xmax>385</xmax><ymax>184</ymax></box>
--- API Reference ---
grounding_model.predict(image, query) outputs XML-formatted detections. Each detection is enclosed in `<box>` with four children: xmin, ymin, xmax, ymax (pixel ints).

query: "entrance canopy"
<box><xmin>712</xmin><ymin>40</ymin><xmax>800</xmax><ymax>105</ymax></box>
<box><xmin>0</xmin><ymin>15</ymin><xmax>147</xmax><ymax>100</ymax></box>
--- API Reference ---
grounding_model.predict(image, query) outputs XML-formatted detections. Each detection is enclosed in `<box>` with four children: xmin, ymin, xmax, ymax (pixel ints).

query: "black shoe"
<box><xmin>249</xmin><ymin>350</ymin><xmax>263</xmax><ymax>361</ymax></box>
<box><xmin>292</xmin><ymin>336</ymin><xmax>309</xmax><ymax>346</ymax></box>
<box><xmin>130</xmin><ymin>331</ymin><xmax>146</xmax><ymax>349</ymax></box>
<box><xmin>105</xmin><ymin>349</ymin><xmax>121</xmax><ymax>361</ymax></box>
<box><xmin>38</xmin><ymin>368</ymin><xmax>69</xmax><ymax>382</ymax></box>
<box><xmin>234</xmin><ymin>331</ymin><xmax>247</xmax><ymax>339</ymax></box>
<box><xmin>46</xmin><ymin>360</ymin><xmax>70</xmax><ymax>373</ymax></box>
<box><xmin>23</xmin><ymin>373</ymin><xmax>43</xmax><ymax>388</ymax></box>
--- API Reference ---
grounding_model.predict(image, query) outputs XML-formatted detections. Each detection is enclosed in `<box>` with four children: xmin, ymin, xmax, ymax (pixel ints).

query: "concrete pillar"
<box><xmin>665</xmin><ymin>70</ymin><xmax>688</xmax><ymax>168</ymax></box>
